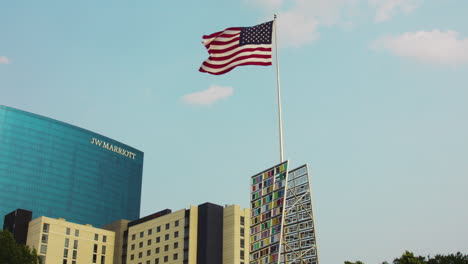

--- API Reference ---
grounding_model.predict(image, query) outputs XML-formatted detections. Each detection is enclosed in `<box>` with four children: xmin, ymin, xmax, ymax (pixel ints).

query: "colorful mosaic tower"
<box><xmin>250</xmin><ymin>161</ymin><xmax>289</xmax><ymax>264</ymax></box>
<box><xmin>249</xmin><ymin>162</ymin><xmax>319</xmax><ymax>264</ymax></box>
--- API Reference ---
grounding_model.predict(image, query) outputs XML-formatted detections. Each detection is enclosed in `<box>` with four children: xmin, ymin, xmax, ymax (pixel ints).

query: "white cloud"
<box><xmin>369</xmin><ymin>0</ymin><xmax>421</xmax><ymax>22</ymax></box>
<box><xmin>276</xmin><ymin>11</ymin><xmax>320</xmax><ymax>47</ymax></box>
<box><xmin>182</xmin><ymin>85</ymin><xmax>234</xmax><ymax>106</ymax></box>
<box><xmin>249</xmin><ymin>0</ymin><xmax>357</xmax><ymax>47</ymax></box>
<box><xmin>372</xmin><ymin>30</ymin><xmax>468</xmax><ymax>66</ymax></box>
<box><xmin>250</xmin><ymin>0</ymin><xmax>284</xmax><ymax>11</ymax></box>
<box><xmin>0</xmin><ymin>56</ymin><xmax>9</xmax><ymax>64</ymax></box>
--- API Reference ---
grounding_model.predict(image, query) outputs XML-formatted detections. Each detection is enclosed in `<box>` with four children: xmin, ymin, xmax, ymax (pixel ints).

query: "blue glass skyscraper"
<box><xmin>0</xmin><ymin>105</ymin><xmax>143</xmax><ymax>227</ymax></box>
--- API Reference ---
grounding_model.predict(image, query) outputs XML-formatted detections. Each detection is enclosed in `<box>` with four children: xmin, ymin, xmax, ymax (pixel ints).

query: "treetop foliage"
<box><xmin>345</xmin><ymin>250</ymin><xmax>468</xmax><ymax>264</ymax></box>
<box><xmin>0</xmin><ymin>230</ymin><xmax>41</xmax><ymax>264</ymax></box>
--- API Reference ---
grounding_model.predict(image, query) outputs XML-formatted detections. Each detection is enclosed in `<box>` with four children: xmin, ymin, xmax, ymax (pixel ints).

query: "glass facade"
<box><xmin>0</xmin><ymin>105</ymin><xmax>143</xmax><ymax>227</ymax></box>
<box><xmin>281</xmin><ymin>165</ymin><xmax>319</xmax><ymax>264</ymax></box>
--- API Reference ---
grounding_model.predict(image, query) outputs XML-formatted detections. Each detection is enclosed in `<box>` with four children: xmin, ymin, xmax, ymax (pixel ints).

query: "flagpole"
<box><xmin>274</xmin><ymin>14</ymin><xmax>284</xmax><ymax>163</ymax></box>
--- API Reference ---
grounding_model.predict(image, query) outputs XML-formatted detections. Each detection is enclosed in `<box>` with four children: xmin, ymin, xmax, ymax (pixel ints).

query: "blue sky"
<box><xmin>1</xmin><ymin>0</ymin><xmax>467</xmax><ymax>263</ymax></box>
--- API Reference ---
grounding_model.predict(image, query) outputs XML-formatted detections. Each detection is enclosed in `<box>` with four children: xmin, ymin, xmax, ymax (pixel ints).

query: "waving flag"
<box><xmin>199</xmin><ymin>21</ymin><xmax>273</xmax><ymax>75</ymax></box>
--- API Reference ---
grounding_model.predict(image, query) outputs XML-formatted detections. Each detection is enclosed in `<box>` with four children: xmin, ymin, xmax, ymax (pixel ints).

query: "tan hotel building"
<box><xmin>18</xmin><ymin>202</ymin><xmax>248</xmax><ymax>264</ymax></box>
<box><xmin>104</xmin><ymin>203</ymin><xmax>250</xmax><ymax>264</ymax></box>
<box><xmin>26</xmin><ymin>216</ymin><xmax>115</xmax><ymax>264</ymax></box>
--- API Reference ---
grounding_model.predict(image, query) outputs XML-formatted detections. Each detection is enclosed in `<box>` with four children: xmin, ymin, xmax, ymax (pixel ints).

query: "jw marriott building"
<box><xmin>0</xmin><ymin>105</ymin><xmax>144</xmax><ymax>227</ymax></box>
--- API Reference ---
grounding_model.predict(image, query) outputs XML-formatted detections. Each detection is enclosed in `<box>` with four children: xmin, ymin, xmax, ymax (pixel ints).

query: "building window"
<box><xmin>155</xmin><ymin>258</ymin><xmax>159</xmax><ymax>264</ymax></box>
<box><xmin>73</xmin><ymin>240</ymin><xmax>78</xmax><ymax>250</ymax></box>
<box><xmin>131</xmin><ymin>244</ymin><xmax>135</xmax><ymax>250</ymax></box>
<box><xmin>64</xmin><ymin>238</ymin><xmax>69</xmax><ymax>248</ymax></box>
<box><xmin>94</xmin><ymin>244</ymin><xmax>98</xmax><ymax>253</ymax></box>
<box><xmin>164</xmin><ymin>256</ymin><xmax>168</xmax><ymax>262</ymax></box>
<box><xmin>174</xmin><ymin>242</ymin><xmax>178</xmax><ymax>249</ymax></box>
<box><xmin>64</xmin><ymin>248</ymin><xmax>68</xmax><ymax>258</ymax></box>
<box><xmin>93</xmin><ymin>254</ymin><xmax>97</xmax><ymax>263</ymax></box>
<box><xmin>156</xmin><ymin>237</ymin><xmax>160</xmax><ymax>243</ymax></box>
<box><xmin>174</xmin><ymin>231</ymin><xmax>179</xmax><ymax>238</ymax></box>
<box><xmin>147</xmin><ymin>250</ymin><xmax>151</xmax><ymax>256</ymax></box>
<box><xmin>240</xmin><ymin>227</ymin><xmax>244</xmax><ymax>237</ymax></box>
<box><xmin>165</xmin><ymin>223</ymin><xmax>170</xmax><ymax>230</ymax></box>
<box><xmin>165</xmin><ymin>234</ymin><xmax>169</xmax><ymax>241</ymax></box>
<box><xmin>148</xmin><ymin>229</ymin><xmax>153</xmax><ymax>235</ymax></box>
<box><xmin>43</xmin><ymin>223</ymin><xmax>49</xmax><ymax>233</ymax></box>
<box><xmin>41</xmin><ymin>234</ymin><xmax>48</xmax><ymax>244</ymax></box>
<box><xmin>139</xmin><ymin>242</ymin><xmax>143</xmax><ymax>248</ymax></box>
<box><xmin>240</xmin><ymin>216</ymin><xmax>245</xmax><ymax>225</ymax></box>
<box><xmin>157</xmin><ymin>226</ymin><xmax>161</xmax><ymax>232</ymax></box>
<box><xmin>146</xmin><ymin>261</ymin><xmax>150</xmax><ymax>264</ymax></box>
<box><xmin>139</xmin><ymin>252</ymin><xmax>143</xmax><ymax>258</ymax></box>
<box><xmin>66</xmin><ymin>227</ymin><xmax>70</xmax><ymax>235</ymax></box>
<box><xmin>132</xmin><ymin>234</ymin><xmax>136</xmax><ymax>240</ymax></box>
<box><xmin>40</xmin><ymin>244</ymin><xmax>47</xmax><ymax>254</ymax></box>
<box><xmin>94</xmin><ymin>234</ymin><xmax>99</xmax><ymax>241</ymax></box>
<box><xmin>148</xmin><ymin>239</ymin><xmax>152</xmax><ymax>246</ymax></box>
<box><xmin>101</xmin><ymin>256</ymin><xmax>105</xmax><ymax>264</ymax></box>
<box><xmin>140</xmin><ymin>231</ymin><xmax>144</xmax><ymax>238</ymax></box>
<box><xmin>240</xmin><ymin>250</ymin><xmax>245</xmax><ymax>260</ymax></box>
<box><xmin>173</xmin><ymin>253</ymin><xmax>178</xmax><ymax>260</ymax></box>
<box><xmin>72</xmin><ymin>261</ymin><xmax>76</xmax><ymax>264</ymax></box>
<box><xmin>130</xmin><ymin>254</ymin><xmax>134</xmax><ymax>260</ymax></box>
<box><xmin>240</xmin><ymin>238</ymin><xmax>245</xmax><ymax>248</ymax></box>
<box><xmin>102</xmin><ymin>245</ymin><xmax>106</xmax><ymax>255</ymax></box>
<box><xmin>74</xmin><ymin>229</ymin><xmax>79</xmax><ymax>237</ymax></box>
<box><xmin>72</xmin><ymin>250</ymin><xmax>77</xmax><ymax>260</ymax></box>
<box><xmin>103</xmin><ymin>235</ymin><xmax>107</xmax><ymax>243</ymax></box>
<box><xmin>175</xmin><ymin>220</ymin><xmax>179</xmax><ymax>227</ymax></box>
<box><xmin>155</xmin><ymin>247</ymin><xmax>160</xmax><ymax>254</ymax></box>
<box><xmin>63</xmin><ymin>259</ymin><xmax>67</xmax><ymax>264</ymax></box>
<box><xmin>164</xmin><ymin>245</ymin><xmax>169</xmax><ymax>252</ymax></box>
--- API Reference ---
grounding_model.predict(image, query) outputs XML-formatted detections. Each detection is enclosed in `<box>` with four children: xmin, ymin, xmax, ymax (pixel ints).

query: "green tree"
<box><xmin>393</xmin><ymin>251</ymin><xmax>426</xmax><ymax>264</ymax></box>
<box><xmin>345</xmin><ymin>251</ymin><xmax>468</xmax><ymax>264</ymax></box>
<box><xmin>0</xmin><ymin>230</ymin><xmax>41</xmax><ymax>264</ymax></box>
<box><xmin>427</xmin><ymin>252</ymin><xmax>468</xmax><ymax>264</ymax></box>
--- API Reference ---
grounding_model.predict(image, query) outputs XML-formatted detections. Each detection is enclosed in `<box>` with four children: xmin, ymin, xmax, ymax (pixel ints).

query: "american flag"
<box><xmin>199</xmin><ymin>21</ymin><xmax>273</xmax><ymax>75</ymax></box>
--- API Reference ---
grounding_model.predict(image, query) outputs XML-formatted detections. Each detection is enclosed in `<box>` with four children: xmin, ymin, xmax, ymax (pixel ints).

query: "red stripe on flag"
<box><xmin>199</xmin><ymin>61</ymin><xmax>272</xmax><ymax>75</ymax></box>
<box><xmin>202</xmin><ymin>54</ymin><xmax>272</xmax><ymax>69</ymax></box>
<box><xmin>207</xmin><ymin>47</ymin><xmax>272</xmax><ymax>61</ymax></box>
<box><xmin>202</xmin><ymin>27</ymin><xmax>242</xmax><ymax>39</ymax></box>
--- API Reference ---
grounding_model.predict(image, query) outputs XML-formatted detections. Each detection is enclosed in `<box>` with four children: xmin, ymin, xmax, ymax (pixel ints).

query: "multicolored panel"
<box><xmin>280</xmin><ymin>165</ymin><xmax>319</xmax><ymax>264</ymax></box>
<box><xmin>250</xmin><ymin>161</ymin><xmax>289</xmax><ymax>264</ymax></box>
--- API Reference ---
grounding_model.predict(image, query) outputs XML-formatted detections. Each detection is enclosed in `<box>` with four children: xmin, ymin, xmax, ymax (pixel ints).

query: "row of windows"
<box><xmin>130</xmin><ymin>231</ymin><xmax>179</xmax><ymax>250</ymax></box>
<box><xmin>63</xmin><ymin>248</ymin><xmax>78</xmax><ymax>259</ymax></box>
<box><xmin>92</xmin><ymin>254</ymin><xmax>106</xmax><ymax>264</ymax></box>
<box><xmin>94</xmin><ymin>233</ymin><xmax>108</xmax><ymax>242</ymax></box>
<box><xmin>43</xmin><ymin>223</ymin><xmax>81</xmax><ymax>238</ymax></box>
<box><xmin>130</xmin><ymin>241</ymin><xmax>179</xmax><ymax>259</ymax></box>
<box><xmin>131</xmin><ymin>220</ymin><xmax>180</xmax><ymax>240</ymax></box>
<box><xmin>63</xmin><ymin>238</ymin><xmax>79</xmax><ymax>249</ymax></box>
<box><xmin>43</xmin><ymin>223</ymin><xmax>108</xmax><ymax>242</ymax></box>
<box><xmin>93</xmin><ymin>244</ymin><xmax>107</xmax><ymax>255</ymax></box>
<box><xmin>131</xmin><ymin>253</ymin><xmax>179</xmax><ymax>262</ymax></box>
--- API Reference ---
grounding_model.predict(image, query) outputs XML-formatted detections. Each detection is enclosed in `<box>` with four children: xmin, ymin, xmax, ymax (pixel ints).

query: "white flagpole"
<box><xmin>274</xmin><ymin>14</ymin><xmax>284</xmax><ymax>163</ymax></box>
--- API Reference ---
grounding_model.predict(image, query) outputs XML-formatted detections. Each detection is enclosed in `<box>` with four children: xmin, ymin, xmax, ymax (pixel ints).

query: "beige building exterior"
<box><xmin>223</xmin><ymin>205</ymin><xmax>250</xmax><ymax>264</ymax></box>
<box><xmin>103</xmin><ymin>219</ymin><xmax>130</xmax><ymax>264</ymax></box>
<box><xmin>124</xmin><ymin>206</ymin><xmax>198</xmax><ymax>264</ymax></box>
<box><xmin>106</xmin><ymin>203</ymin><xmax>249</xmax><ymax>264</ymax></box>
<box><xmin>26</xmin><ymin>216</ymin><xmax>115</xmax><ymax>264</ymax></box>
